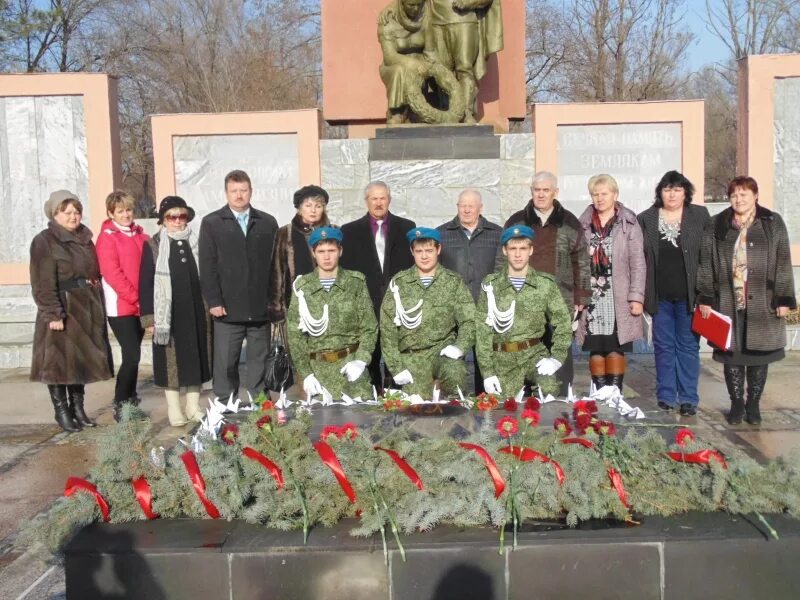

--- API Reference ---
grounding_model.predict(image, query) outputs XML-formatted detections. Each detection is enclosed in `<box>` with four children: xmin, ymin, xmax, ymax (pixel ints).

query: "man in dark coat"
<box><xmin>503</xmin><ymin>171</ymin><xmax>591</xmax><ymax>395</ymax></box>
<box><xmin>340</xmin><ymin>181</ymin><xmax>415</xmax><ymax>388</ymax></box>
<box><xmin>437</xmin><ymin>188</ymin><xmax>501</xmax><ymax>392</ymax></box>
<box><xmin>199</xmin><ymin>170</ymin><xmax>279</xmax><ymax>400</ymax></box>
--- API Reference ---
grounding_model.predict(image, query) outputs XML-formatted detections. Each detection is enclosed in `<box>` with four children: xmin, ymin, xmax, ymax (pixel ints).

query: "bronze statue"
<box><xmin>378</xmin><ymin>0</ymin><xmax>503</xmax><ymax>124</ymax></box>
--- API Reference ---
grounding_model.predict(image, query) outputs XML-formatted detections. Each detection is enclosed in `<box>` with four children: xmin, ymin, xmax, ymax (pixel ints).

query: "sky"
<box><xmin>685</xmin><ymin>2</ymin><xmax>732</xmax><ymax>70</ymax></box>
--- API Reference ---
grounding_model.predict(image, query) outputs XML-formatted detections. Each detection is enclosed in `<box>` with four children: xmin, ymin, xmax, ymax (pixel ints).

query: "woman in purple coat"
<box><xmin>575</xmin><ymin>174</ymin><xmax>646</xmax><ymax>393</ymax></box>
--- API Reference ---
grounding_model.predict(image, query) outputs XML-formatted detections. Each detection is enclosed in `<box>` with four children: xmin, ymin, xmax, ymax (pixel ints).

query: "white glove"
<box><xmin>339</xmin><ymin>360</ymin><xmax>367</xmax><ymax>383</ymax></box>
<box><xmin>439</xmin><ymin>344</ymin><xmax>464</xmax><ymax>360</ymax></box>
<box><xmin>536</xmin><ymin>357</ymin><xmax>562</xmax><ymax>376</ymax></box>
<box><xmin>303</xmin><ymin>374</ymin><xmax>323</xmax><ymax>396</ymax></box>
<box><xmin>393</xmin><ymin>369</ymin><xmax>414</xmax><ymax>385</ymax></box>
<box><xmin>483</xmin><ymin>376</ymin><xmax>502</xmax><ymax>394</ymax></box>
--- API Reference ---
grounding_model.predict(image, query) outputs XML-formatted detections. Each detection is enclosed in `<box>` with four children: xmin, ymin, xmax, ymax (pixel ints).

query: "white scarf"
<box><xmin>153</xmin><ymin>228</ymin><xmax>199</xmax><ymax>345</ymax></box>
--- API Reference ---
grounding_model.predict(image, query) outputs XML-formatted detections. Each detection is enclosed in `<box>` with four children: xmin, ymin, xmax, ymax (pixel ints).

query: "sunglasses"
<box><xmin>164</xmin><ymin>213</ymin><xmax>188</xmax><ymax>222</ymax></box>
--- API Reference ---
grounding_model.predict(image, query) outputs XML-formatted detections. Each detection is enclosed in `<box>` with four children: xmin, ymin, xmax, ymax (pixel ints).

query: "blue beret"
<box><xmin>500</xmin><ymin>225</ymin><xmax>535</xmax><ymax>246</ymax></box>
<box><xmin>309</xmin><ymin>226</ymin><xmax>343</xmax><ymax>246</ymax></box>
<box><xmin>406</xmin><ymin>227</ymin><xmax>441</xmax><ymax>244</ymax></box>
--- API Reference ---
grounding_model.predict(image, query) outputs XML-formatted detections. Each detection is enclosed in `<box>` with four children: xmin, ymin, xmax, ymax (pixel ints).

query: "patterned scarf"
<box><xmin>732</xmin><ymin>209</ymin><xmax>755</xmax><ymax>311</ymax></box>
<box><xmin>153</xmin><ymin>228</ymin><xmax>199</xmax><ymax>345</ymax></box>
<box><xmin>589</xmin><ymin>207</ymin><xmax>617</xmax><ymax>279</ymax></box>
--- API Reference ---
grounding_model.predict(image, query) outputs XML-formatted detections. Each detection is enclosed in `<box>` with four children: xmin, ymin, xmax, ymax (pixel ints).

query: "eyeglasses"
<box><xmin>165</xmin><ymin>213</ymin><xmax>188</xmax><ymax>222</ymax></box>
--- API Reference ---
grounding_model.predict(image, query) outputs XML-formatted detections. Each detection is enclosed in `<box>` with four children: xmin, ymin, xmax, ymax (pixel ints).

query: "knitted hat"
<box><xmin>44</xmin><ymin>190</ymin><xmax>80</xmax><ymax>220</ymax></box>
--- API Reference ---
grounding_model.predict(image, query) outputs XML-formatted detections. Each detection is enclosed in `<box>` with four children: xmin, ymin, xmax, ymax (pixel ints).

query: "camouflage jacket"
<box><xmin>476</xmin><ymin>266</ymin><xmax>572</xmax><ymax>371</ymax></box>
<box><xmin>380</xmin><ymin>266</ymin><xmax>476</xmax><ymax>374</ymax></box>
<box><xmin>287</xmin><ymin>268</ymin><xmax>377</xmax><ymax>380</ymax></box>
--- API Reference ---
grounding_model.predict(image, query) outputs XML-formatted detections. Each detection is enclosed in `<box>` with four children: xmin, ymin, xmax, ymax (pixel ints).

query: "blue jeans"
<box><xmin>653</xmin><ymin>300</ymin><xmax>700</xmax><ymax>407</ymax></box>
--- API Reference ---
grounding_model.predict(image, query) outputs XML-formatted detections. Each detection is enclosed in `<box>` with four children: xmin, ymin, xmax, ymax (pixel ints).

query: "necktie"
<box><xmin>375</xmin><ymin>219</ymin><xmax>385</xmax><ymax>271</ymax></box>
<box><xmin>237</xmin><ymin>212</ymin><xmax>248</xmax><ymax>235</ymax></box>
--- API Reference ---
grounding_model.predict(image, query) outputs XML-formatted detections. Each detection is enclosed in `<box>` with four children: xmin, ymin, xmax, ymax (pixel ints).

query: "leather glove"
<box><xmin>339</xmin><ymin>360</ymin><xmax>367</xmax><ymax>383</ymax></box>
<box><xmin>303</xmin><ymin>374</ymin><xmax>323</xmax><ymax>396</ymax></box>
<box><xmin>393</xmin><ymin>369</ymin><xmax>414</xmax><ymax>385</ymax></box>
<box><xmin>439</xmin><ymin>344</ymin><xmax>464</xmax><ymax>360</ymax></box>
<box><xmin>483</xmin><ymin>376</ymin><xmax>502</xmax><ymax>394</ymax></box>
<box><xmin>536</xmin><ymin>357</ymin><xmax>562</xmax><ymax>376</ymax></box>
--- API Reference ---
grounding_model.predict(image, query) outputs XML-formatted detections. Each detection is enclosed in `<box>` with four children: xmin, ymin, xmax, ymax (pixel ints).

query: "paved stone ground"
<box><xmin>0</xmin><ymin>353</ymin><xmax>799</xmax><ymax>599</ymax></box>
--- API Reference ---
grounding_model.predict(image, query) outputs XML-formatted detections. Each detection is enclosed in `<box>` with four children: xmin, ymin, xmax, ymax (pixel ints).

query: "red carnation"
<box><xmin>521</xmin><ymin>409</ymin><xmax>540</xmax><ymax>427</ymax></box>
<box><xmin>574</xmin><ymin>413</ymin><xmax>594</xmax><ymax>434</ymax></box>
<box><xmin>573</xmin><ymin>400</ymin><xmax>598</xmax><ymax>417</ymax></box>
<box><xmin>320</xmin><ymin>425</ymin><xmax>340</xmax><ymax>441</ymax></box>
<box><xmin>340</xmin><ymin>423</ymin><xmax>358</xmax><ymax>440</ymax></box>
<box><xmin>503</xmin><ymin>397</ymin><xmax>518</xmax><ymax>412</ymax></box>
<box><xmin>675</xmin><ymin>428</ymin><xmax>696</xmax><ymax>447</ymax></box>
<box><xmin>525</xmin><ymin>396</ymin><xmax>541</xmax><ymax>411</ymax></box>
<box><xmin>448</xmin><ymin>399</ymin><xmax>461</xmax><ymax>407</ymax></box>
<box><xmin>220</xmin><ymin>423</ymin><xmax>239</xmax><ymax>445</ymax></box>
<box><xmin>593</xmin><ymin>420</ymin><xmax>616</xmax><ymax>436</ymax></box>
<box><xmin>497</xmin><ymin>416</ymin><xmax>519</xmax><ymax>438</ymax></box>
<box><xmin>553</xmin><ymin>417</ymin><xmax>573</xmax><ymax>436</ymax></box>
<box><xmin>261</xmin><ymin>400</ymin><xmax>275</xmax><ymax>410</ymax></box>
<box><xmin>256</xmin><ymin>415</ymin><xmax>272</xmax><ymax>430</ymax></box>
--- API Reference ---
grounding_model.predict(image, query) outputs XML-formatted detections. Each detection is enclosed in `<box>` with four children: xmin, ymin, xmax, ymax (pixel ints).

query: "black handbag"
<box><xmin>264</xmin><ymin>323</ymin><xmax>294</xmax><ymax>392</ymax></box>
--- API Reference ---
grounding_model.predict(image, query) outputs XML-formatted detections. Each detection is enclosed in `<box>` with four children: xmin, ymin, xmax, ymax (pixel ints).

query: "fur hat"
<box><xmin>293</xmin><ymin>185</ymin><xmax>329</xmax><ymax>208</ymax></box>
<box><xmin>157</xmin><ymin>196</ymin><xmax>196</xmax><ymax>225</ymax></box>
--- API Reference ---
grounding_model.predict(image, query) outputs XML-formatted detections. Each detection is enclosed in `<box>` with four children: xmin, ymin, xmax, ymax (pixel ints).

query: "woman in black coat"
<box><xmin>140</xmin><ymin>197</ymin><xmax>211</xmax><ymax>426</ymax></box>
<box><xmin>30</xmin><ymin>190</ymin><xmax>113</xmax><ymax>432</ymax></box>
<box><xmin>697</xmin><ymin>176</ymin><xmax>796</xmax><ymax>425</ymax></box>
<box><xmin>638</xmin><ymin>171</ymin><xmax>710</xmax><ymax>416</ymax></box>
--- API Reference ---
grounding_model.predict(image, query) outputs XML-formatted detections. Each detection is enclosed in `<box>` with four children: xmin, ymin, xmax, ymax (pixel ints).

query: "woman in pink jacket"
<box><xmin>96</xmin><ymin>191</ymin><xmax>149</xmax><ymax>421</ymax></box>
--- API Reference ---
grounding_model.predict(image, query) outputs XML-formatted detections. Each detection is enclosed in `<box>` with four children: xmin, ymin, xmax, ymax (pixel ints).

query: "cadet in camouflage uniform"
<box><xmin>287</xmin><ymin>227</ymin><xmax>377</xmax><ymax>400</ymax></box>
<box><xmin>476</xmin><ymin>226</ymin><xmax>572</xmax><ymax>396</ymax></box>
<box><xmin>380</xmin><ymin>227</ymin><xmax>476</xmax><ymax>396</ymax></box>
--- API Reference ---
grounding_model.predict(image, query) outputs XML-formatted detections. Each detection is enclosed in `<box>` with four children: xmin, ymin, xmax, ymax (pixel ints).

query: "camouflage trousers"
<box><xmin>398</xmin><ymin>349</ymin><xmax>467</xmax><ymax>397</ymax></box>
<box><xmin>489</xmin><ymin>343</ymin><xmax>561</xmax><ymax>397</ymax></box>
<box><xmin>309</xmin><ymin>356</ymin><xmax>372</xmax><ymax>401</ymax></box>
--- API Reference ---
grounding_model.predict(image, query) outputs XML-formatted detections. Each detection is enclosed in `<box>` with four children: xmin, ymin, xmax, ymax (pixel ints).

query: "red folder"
<box><xmin>691</xmin><ymin>307</ymin><xmax>732</xmax><ymax>351</ymax></box>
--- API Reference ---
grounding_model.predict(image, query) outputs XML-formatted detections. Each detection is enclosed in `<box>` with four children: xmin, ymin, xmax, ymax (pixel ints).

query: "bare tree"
<box><xmin>704</xmin><ymin>0</ymin><xmax>800</xmax><ymax>61</ymax></box>
<box><xmin>563</xmin><ymin>0</ymin><xmax>694</xmax><ymax>101</ymax></box>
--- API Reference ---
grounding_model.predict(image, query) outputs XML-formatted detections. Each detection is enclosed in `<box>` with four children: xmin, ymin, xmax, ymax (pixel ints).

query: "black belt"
<box><xmin>59</xmin><ymin>278</ymin><xmax>100</xmax><ymax>292</ymax></box>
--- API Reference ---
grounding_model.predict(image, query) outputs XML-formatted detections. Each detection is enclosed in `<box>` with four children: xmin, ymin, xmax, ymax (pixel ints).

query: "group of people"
<box><xmin>29</xmin><ymin>168</ymin><xmax>796</xmax><ymax>433</ymax></box>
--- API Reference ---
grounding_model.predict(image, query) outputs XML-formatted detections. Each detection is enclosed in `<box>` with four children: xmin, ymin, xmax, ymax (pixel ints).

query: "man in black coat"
<box><xmin>437</xmin><ymin>188</ymin><xmax>502</xmax><ymax>393</ymax></box>
<box><xmin>199</xmin><ymin>170</ymin><xmax>279</xmax><ymax>400</ymax></box>
<box><xmin>340</xmin><ymin>181</ymin><xmax>415</xmax><ymax>388</ymax></box>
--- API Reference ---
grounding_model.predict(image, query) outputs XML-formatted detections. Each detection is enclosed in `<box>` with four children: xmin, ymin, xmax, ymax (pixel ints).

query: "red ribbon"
<box><xmin>458</xmin><ymin>443</ymin><xmax>506</xmax><ymax>498</ymax></box>
<box><xmin>180</xmin><ymin>451</ymin><xmax>221</xmax><ymax>518</ymax></box>
<box><xmin>374</xmin><ymin>446</ymin><xmax>424</xmax><ymax>491</ymax></box>
<box><xmin>562</xmin><ymin>437</ymin><xmax>596</xmax><ymax>449</ymax></box>
<box><xmin>313</xmin><ymin>441</ymin><xmax>357</xmax><ymax>503</ymax></box>
<box><xmin>498</xmin><ymin>446</ymin><xmax>566</xmax><ymax>486</ymax></box>
<box><xmin>242</xmin><ymin>447</ymin><xmax>285</xmax><ymax>489</ymax></box>
<box><xmin>666</xmin><ymin>449</ymin><xmax>728</xmax><ymax>470</ymax></box>
<box><xmin>64</xmin><ymin>477</ymin><xmax>110</xmax><ymax>522</ymax></box>
<box><xmin>607</xmin><ymin>467</ymin><xmax>630</xmax><ymax>508</ymax></box>
<box><xmin>132</xmin><ymin>476</ymin><xmax>158</xmax><ymax>520</ymax></box>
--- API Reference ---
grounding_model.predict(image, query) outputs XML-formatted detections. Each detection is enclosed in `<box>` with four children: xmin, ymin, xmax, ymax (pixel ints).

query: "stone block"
<box><xmin>370</xmin><ymin>160</ymin><xmax>443</xmax><ymax>188</ymax></box>
<box><xmin>392</xmin><ymin>187</ymin><xmax>449</xmax><ymax>224</ymax></box>
<box><xmin>0</xmin><ymin>346</ymin><xmax>20</xmax><ymax>369</ymax></box>
<box><xmin>500</xmin><ymin>185</ymin><xmax>531</xmax><ymax>220</ymax></box>
<box><xmin>501</xmin><ymin>158</ymin><xmax>535</xmax><ymax>185</ymax></box>
<box><xmin>320</xmin><ymin>139</ymin><xmax>344</xmax><ymax>165</ymax></box>
<box><xmin>322</xmin><ymin>162</ymin><xmax>357</xmax><ymax>190</ymax></box>
<box><xmin>440</xmin><ymin>159</ymin><xmax>501</xmax><ymax>187</ymax></box>
<box><xmin>501</xmin><ymin>133</ymin><xmax>535</xmax><ymax>160</ymax></box>
<box><xmin>773</xmin><ymin>77</ymin><xmax>800</xmax><ymax>245</ymax></box>
<box><xmin>0</xmin><ymin>321</ymin><xmax>34</xmax><ymax>344</ymax></box>
<box><xmin>369</xmin><ymin>136</ymin><xmax>500</xmax><ymax>161</ymax></box>
<box><xmin>390</xmin><ymin>547</ymin><xmax>506</xmax><ymax>600</ymax></box>
<box><xmin>340</xmin><ymin>138</ymin><xmax>369</xmax><ymax>165</ymax></box>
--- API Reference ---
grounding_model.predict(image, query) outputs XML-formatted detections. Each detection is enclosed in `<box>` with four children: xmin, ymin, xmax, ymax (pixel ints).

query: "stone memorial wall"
<box><xmin>773</xmin><ymin>77</ymin><xmax>800</xmax><ymax>247</ymax></box>
<box><xmin>173</xmin><ymin>133</ymin><xmax>300</xmax><ymax>227</ymax></box>
<box><xmin>557</xmin><ymin>123</ymin><xmax>682</xmax><ymax>216</ymax></box>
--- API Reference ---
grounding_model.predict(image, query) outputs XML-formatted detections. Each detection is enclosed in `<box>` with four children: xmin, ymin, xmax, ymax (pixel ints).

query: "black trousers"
<box><xmin>107</xmin><ymin>316</ymin><xmax>144</xmax><ymax>402</ymax></box>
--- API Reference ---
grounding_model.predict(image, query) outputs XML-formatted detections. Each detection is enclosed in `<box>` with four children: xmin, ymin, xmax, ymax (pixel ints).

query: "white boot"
<box><xmin>184</xmin><ymin>386</ymin><xmax>204</xmax><ymax>421</ymax></box>
<box><xmin>165</xmin><ymin>389</ymin><xmax>188</xmax><ymax>426</ymax></box>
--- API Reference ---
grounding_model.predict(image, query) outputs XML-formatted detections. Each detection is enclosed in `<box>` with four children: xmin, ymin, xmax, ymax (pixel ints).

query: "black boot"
<box><xmin>112</xmin><ymin>398</ymin><xmax>126</xmax><ymax>423</ymax></box>
<box><xmin>129</xmin><ymin>394</ymin><xmax>142</xmax><ymax>407</ymax></box>
<box><xmin>48</xmin><ymin>385</ymin><xmax>81</xmax><ymax>432</ymax></box>
<box><xmin>724</xmin><ymin>365</ymin><xmax>746</xmax><ymax>425</ymax></box>
<box><xmin>591</xmin><ymin>375</ymin><xmax>607</xmax><ymax>390</ymax></box>
<box><xmin>67</xmin><ymin>385</ymin><xmax>96</xmax><ymax>427</ymax></box>
<box><xmin>745</xmin><ymin>365</ymin><xmax>768</xmax><ymax>425</ymax></box>
<box><xmin>606</xmin><ymin>373</ymin><xmax>624</xmax><ymax>392</ymax></box>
